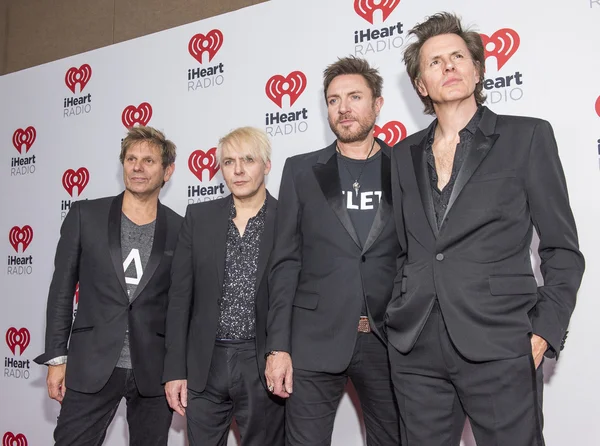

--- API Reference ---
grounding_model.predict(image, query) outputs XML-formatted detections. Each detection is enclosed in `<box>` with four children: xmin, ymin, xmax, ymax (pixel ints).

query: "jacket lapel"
<box><xmin>440</xmin><ymin>109</ymin><xmax>499</xmax><ymax>226</ymax></box>
<box><xmin>130</xmin><ymin>201</ymin><xmax>167</xmax><ymax>302</ymax></box>
<box><xmin>255</xmin><ymin>193</ymin><xmax>277</xmax><ymax>288</ymax></box>
<box><xmin>214</xmin><ymin>195</ymin><xmax>232</xmax><ymax>294</ymax></box>
<box><xmin>362</xmin><ymin>145</ymin><xmax>392</xmax><ymax>253</ymax></box>
<box><xmin>411</xmin><ymin>125</ymin><xmax>439</xmax><ymax>238</ymax></box>
<box><xmin>312</xmin><ymin>142</ymin><xmax>361</xmax><ymax>249</ymax></box>
<box><xmin>108</xmin><ymin>193</ymin><xmax>129</xmax><ymax>300</ymax></box>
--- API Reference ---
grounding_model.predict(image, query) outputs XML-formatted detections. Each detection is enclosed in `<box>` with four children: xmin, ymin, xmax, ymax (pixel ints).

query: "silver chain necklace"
<box><xmin>336</xmin><ymin>138</ymin><xmax>376</xmax><ymax>196</ymax></box>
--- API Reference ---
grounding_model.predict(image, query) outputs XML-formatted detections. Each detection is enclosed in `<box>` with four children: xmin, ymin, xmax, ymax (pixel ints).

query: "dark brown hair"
<box><xmin>120</xmin><ymin>126</ymin><xmax>176</xmax><ymax>168</ymax></box>
<box><xmin>323</xmin><ymin>56</ymin><xmax>383</xmax><ymax>101</ymax></box>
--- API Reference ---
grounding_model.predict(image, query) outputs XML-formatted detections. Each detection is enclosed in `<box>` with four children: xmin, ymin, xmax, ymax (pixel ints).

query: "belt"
<box><xmin>358</xmin><ymin>316</ymin><xmax>371</xmax><ymax>333</ymax></box>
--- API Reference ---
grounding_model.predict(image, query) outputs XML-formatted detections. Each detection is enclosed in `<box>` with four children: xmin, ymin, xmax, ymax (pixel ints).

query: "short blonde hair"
<box><xmin>217</xmin><ymin>127</ymin><xmax>271</xmax><ymax>165</ymax></box>
<box><xmin>120</xmin><ymin>126</ymin><xmax>176</xmax><ymax>168</ymax></box>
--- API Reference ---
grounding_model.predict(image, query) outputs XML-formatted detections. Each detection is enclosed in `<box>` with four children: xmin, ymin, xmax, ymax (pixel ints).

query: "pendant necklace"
<box><xmin>336</xmin><ymin>138</ymin><xmax>376</xmax><ymax>197</ymax></box>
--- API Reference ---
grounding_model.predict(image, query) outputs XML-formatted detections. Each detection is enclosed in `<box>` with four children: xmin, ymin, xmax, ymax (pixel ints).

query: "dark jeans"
<box><xmin>54</xmin><ymin>367</ymin><xmax>172</xmax><ymax>446</ymax></box>
<box><xmin>286</xmin><ymin>331</ymin><xmax>400</xmax><ymax>446</ymax></box>
<box><xmin>186</xmin><ymin>340</ymin><xmax>285</xmax><ymax>446</ymax></box>
<box><xmin>388</xmin><ymin>302</ymin><xmax>544</xmax><ymax>446</ymax></box>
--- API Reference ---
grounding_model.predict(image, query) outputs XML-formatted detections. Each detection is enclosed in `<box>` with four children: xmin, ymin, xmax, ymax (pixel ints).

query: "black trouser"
<box><xmin>286</xmin><ymin>331</ymin><xmax>400</xmax><ymax>446</ymax></box>
<box><xmin>388</xmin><ymin>302</ymin><xmax>544</xmax><ymax>446</ymax></box>
<box><xmin>54</xmin><ymin>367</ymin><xmax>172</xmax><ymax>446</ymax></box>
<box><xmin>186</xmin><ymin>340</ymin><xmax>285</xmax><ymax>446</ymax></box>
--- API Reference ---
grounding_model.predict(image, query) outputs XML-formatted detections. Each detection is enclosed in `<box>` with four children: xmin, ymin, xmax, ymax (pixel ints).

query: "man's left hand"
<box><xmin>531</xmin><ymin>334</ymin><xmax>548</xmax><ymax>369</ymax></box>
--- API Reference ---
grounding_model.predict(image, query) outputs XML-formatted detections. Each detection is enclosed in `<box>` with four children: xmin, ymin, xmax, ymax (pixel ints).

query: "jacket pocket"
<box><xmin>71</xmin><ymin>326</ymin><xmax>94</xmax><ymax>334</ymax></box>
<box><xmin>489</xmin><ymin>275</ymin><xmax>538</xmax><ymax>295</ymax></box>
<box><xmin>293</xmin><ymin>291</ymin><xmax>319</xmax><ymax>310</ymax></box>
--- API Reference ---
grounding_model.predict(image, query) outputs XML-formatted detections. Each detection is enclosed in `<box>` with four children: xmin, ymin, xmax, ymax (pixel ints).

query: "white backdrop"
<box><xmin>1</xmin><ymin>0</ymin><xmax>599</xmax><ymax>444</ymax></box>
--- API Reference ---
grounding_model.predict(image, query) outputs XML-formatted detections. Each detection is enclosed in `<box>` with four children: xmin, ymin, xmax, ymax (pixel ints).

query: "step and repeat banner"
<box><xmin>1</xmin><ymin>0</ymin><xmax>599</xmax><ymax>444</ymax></box>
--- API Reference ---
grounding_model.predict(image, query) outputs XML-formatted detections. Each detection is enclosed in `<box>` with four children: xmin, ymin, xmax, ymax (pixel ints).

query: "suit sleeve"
<box><xmin>266</xmin><ymin>158</ymin><xmax>303</xmax><ymax>353</ymax></box>
<box><xmin>34</xmin><ymin>201</ymin><xmax>82</xmax><ymax>365</ymax></box>
<box><xmin>162</xmin><ymin>205</ymin><xmax>194</xmax><ymax>382</ymax></box>
<box><xmin>526</xmin><ymin>120</ymin><xmax>585</xmax><ymax>358</ymax></box>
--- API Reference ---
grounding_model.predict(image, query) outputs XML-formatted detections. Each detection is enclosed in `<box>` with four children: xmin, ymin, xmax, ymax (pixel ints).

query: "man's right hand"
<box><xmin>265</xmin><ymin>352</ymin><xmax>293</xmax><ymax>399</ymax></box>
<box><xmin>47</xmin><ymin>364</ymin><xmax>67</xmax><ymax>403</ymax></box>
<box><xmin>165</xmin><ymin>379</ymin><xmax>188</xmax><ymax>416</ymax></box>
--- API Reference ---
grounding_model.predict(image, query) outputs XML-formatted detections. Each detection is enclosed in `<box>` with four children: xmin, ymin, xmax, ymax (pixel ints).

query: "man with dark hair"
<box><xmin>163</xmin><ymin>127</ymin><xmax>284</xmax><ymax>446</ymax></box>
<box><xmin>387</xmin><ymin>12</ymin><xmax>584</xmax><ymax>445</ymax></box>
<box><xmin>265</xmin><ymin>56</ymin><xmax>402</xmax><ymax>445</ymax></box>
<box><xmin>35</xmin><ymin>126</ymin><xmax>182</xmax><ymax>445</ymax></box>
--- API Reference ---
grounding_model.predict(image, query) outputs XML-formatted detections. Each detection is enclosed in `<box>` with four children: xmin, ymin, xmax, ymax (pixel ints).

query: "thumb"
<box><xmin>284</xmin><ymin>367</ymin><xmax>293</xmax><ymax>394</ymax></box>
<box><xmin>181</xmin><ymin>382</ymin><xmax>188</xmax><ymax>408</ymax></box>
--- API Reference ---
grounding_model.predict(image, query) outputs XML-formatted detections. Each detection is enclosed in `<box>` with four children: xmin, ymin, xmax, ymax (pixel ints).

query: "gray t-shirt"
<box><xmin>116</xmin><ymin>213</ymin><xmax>155</xmax><ymax>369</ymax></box>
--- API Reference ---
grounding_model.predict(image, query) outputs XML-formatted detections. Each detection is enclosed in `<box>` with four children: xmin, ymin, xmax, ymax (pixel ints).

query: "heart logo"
<box><xmin>8</xmin><ymin>226</ymin><xmax>33</xmax><ymax>253</ymax></box>
<box><xmin>354</xmin><ymin>0</ymin><xmax>401</xmax><ymax>25</ymax></box>
<box><xmin>265</xmin><ymin>71</ymin><xmax>307</xmax><ymax>108</ymax></box>
<box><xmin>188</xmin><ymin>148</ymin><xmax>220</xmax><ymax>182</ymax></box>
<box><xmin>12</xmin><ymin>127</ymin><xmax>36</xmax><ymax>154</ymax></box>
<box><xmin>5</xmin><ymin>327</ymin><xmax>30</xmax><ymax>356</ymax></box>
<box><xmin>2</xmin><ymin>432</ymin><xmax>28</xmax><ymax>446</ymax></box>
<box><xmin>65</xmin><ymin>64</ymin><xmax>92</xmax><ymax>94</ymax></box>
<box><xmin>595</xmin><ymin>96</ymin><xmax>600</xmax><ymax>117</ymax></box>
<box><xmin>374</xmin><ymin>121</ymin><xmax>407</xmax><ymax>146</ymax></box>
<box><xmin>121</xmin><ymin>102</ymin><xmax>153</xmax><ymax>129</ymax></box>
<box><xmin>188</xmin><ymin>30</ymin><xmax>224</xmax><ymax>64</ymax></box>
<box><xmin>62</xmin><ymin>167</ymin><xmax>90</xmax><ymax>197</ymax></box>
<box><xmin>480</xmin><ymin>29</ymin><xmax>520</xmax><ymax>71</ymax></box>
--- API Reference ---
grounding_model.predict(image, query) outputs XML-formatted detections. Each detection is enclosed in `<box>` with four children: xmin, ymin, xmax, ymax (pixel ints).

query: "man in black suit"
<box><xmin>34</xmin><ymin>126</ymin><xmax>183</xmax><ymax>445</ymax></box>
<box><xmin>386</xmin><ymin>12</ymin><xmax>585</xmax><ymax>445</ymax></box>
<box><xmin>163</xmin><ymin>127</ymin><xmax>284</xmax><ymax>445</ymax></box>
<box><xmin>265</xmin><ymin>57</ymin><xmax>401</xmax><ymax>445</ymax></box>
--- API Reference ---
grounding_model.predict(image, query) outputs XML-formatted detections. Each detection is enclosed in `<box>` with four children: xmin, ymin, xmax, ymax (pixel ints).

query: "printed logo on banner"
<box><xmin>481</xmin><ymin>29</ymin><xmax>524</xmax><ymax>104</ymax></box>
<box><xmin>591</xmin><ymin>0</ymin><xmax>600</xmax><ymax>9</ymax></box>
<box><xmin>264</xmin><ymin>71</ymin><xmax>309</xmax><ymax>137</ymax></box>
<box><xmin>4</xmin><ymin>327</ymin><xmax>31</xmax><ymax>380</ymax></box>
<box><xmin>353</xmin><ymin>0</ymin><xmax>404</xmax><ymax>56</ymax></box>
<box><xmin>63</xmin><ymin>64</ymin><xmax>93</xmax><ymax>118</ymax></box>
<box><xmin>2</xmin><ymin>432</ymin><xmax>28</xmax><ymax>446</ymax></box>
<box><xmin>187</xmin><ymin>29</ymin><xmax>225</xmax><ymax>92</ymax></box>
<box><xmin>596</xmin><ymin>96</ymin><xmax>600</xmax><ymax>170</ymax></box>
<box><xmin>187</xmin><ymin>148</ymin><xmax>226</xmax><ymax>203</ymax></box>
<box><xmin>10</xmin><ymin>127</ymin><xmax>37</xmax><ymax>177</ymax></box>
<box><xmin>60</xmin><ymin>167</ymin><xmax>90</xmax><ymax>220</ymax></box>
<box><xmin>7</xmin><ymin>226</ymin><xmax>33</xmax><ymax>276</ymax></box>
<box><xmin>122</xmin><ymin>103</ymin><xmax>153</xmax><ymax>129</ymax></box>
<box><xmin>374</xmin><ymin>121</ymin><xmax>407</xmax><ymax>146</ymax></box>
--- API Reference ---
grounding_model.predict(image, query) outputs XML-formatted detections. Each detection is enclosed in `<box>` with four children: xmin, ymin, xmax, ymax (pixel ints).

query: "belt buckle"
<box><xmin>358</xmin><ymin>316</ymin><xmax>371</xmax><ymax>333</ymax></box>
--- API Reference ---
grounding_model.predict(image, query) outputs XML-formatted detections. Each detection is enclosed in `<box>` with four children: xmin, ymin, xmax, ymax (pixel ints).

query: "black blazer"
<box><xmin>34</xmin><ymin>193</ymin><xmax>183</xmax><ymax>396</ymax></box>
<box><xmin>386</xmin><ymin>107</ymin><xmax>585</xmax><ymax>361</ymax></box>
<box><xmin>162</xmin><ymin>193</ymin><xmax>277</xmax><ymax>392</ymax></box>
<box><xmin>267</xmin><ymin>140</ymin><xmax>402</xmax><ymax>373</ymax></box>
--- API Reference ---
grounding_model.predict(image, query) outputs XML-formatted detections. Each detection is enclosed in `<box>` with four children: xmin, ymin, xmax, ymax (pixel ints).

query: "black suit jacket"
<box><xmin>267</xmin><ymin>139</ymin><xmax>402</xmax><ymax>373</ymax></box>
<box><xmin>34</xmin><ymin>193</ymin><xmax>183</xmax><ymax>396</ymax></box>
<box><xmin>162</xmin><ymin>193</ymin><xmax>277</xmax><ymax>392</ymax></box>
<box><xmin>386</xmin><ymin>107</ymin><xmax>585</xmax><ymax>361</ymax></box>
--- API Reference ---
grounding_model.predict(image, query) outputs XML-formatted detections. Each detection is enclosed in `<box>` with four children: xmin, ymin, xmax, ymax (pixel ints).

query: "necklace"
<box><xmin>336</xmin><ymin>138</ymin><xmax>376</xmax><ymax>197</ymax></box>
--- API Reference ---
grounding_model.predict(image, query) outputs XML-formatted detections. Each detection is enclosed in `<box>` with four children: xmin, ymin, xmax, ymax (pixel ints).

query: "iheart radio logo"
<box><xmin>12</xmin><ymin>127</ymin><xmax>36</xmax><ymax>154</ymax></box>
<box><xmin>65</xmin><ymin>64</ymin><xmax>92</xmax><ymax>94</ymax></box>
<box><xmin>595</xmin><ymin>96</ymin><xmax>600</xmax><ymax>117</ymax></box>
<box><xmin>5</xmin><ymin>327</ymin><xmax>30</xmax><ymax>356</ymax></box>
<box><xmin>481</xmin><ymin>29</ymin><xmax>520</xmax><ymax>71</ymax></box>
<box><xmin>188</xmin><ymin>30</ymin><xmax>224</xmax><ymax>64</ymax></box>
<box><xmin>2</xmin><ymin>432</ymin><xmax>27</xmax><ymax>446</ymax></box>
<box><xmin>354</xmin><ymin>0</ymin><xmax>400</xmax><ymax>24</ymax></box>
<box><xmin>62</xmin><ymin>167</ymin><xmax>90</xmax><ymax>197</ymax></box>
<box><xmin>374</xmin><ymin>121</ymin><xmax>407</xmax><ymax>146</ymax></box>
<box><xmin>188</xmin><ymin>148</ymin><xmax>219</xmax><ymax>182</ymax></box>
<box><xmin>266</xmin><ymin>72</ymin><xmax>307</xmax><ymax>108</ymax></box>
<box><xmin>8</xmin><ymin>226</ymin><xmax>33</xmax><ymax>253</ymax></box>
<box><xmin>121</xmin><ymin>103</ymin><xmax>153</xmax><ymax>129</ymax></box>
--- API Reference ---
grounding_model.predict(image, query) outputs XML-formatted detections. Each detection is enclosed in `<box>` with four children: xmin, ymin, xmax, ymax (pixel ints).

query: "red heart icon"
<box><xmin>595</xmin><ymin>96</ymin><xmax>600</xmax><ymax>117</ymax></box>
<box><xmin>5</xmin><ymin>327</ymin><xmax>30</xmax><ymax>356</ymax></box>
<box><xmin>12</xmin><ymin>127</ymin><xmax>36</xmax><ymax>154</ymax></box>
<box><xmin>265</xmin><ymin>71</ymin><xmax>307</xmax><ymax>108</ymax></box>
<box><xmin>374</xmin><ymin>121</ymin><xmax>407</xmax><ymax>146</ymax></box>
<box><xmin>62</xmin><ymin>168</ymin><xmax>90</xmax><ymax>197</ymax></box>
<box><xmin>354</xmin><ymin>0</ymin><xmax>401</xmax><ymax>25</ymax></box>
<box><xmin>188</xmin><ymin>148</ymin><xmax>220</xmax><ymax>182</ymax></box>
<box><xmin>65</xmin><ymin>64</ymin><xmax>92</xmax><ymax>94</ymax></box>
<box><xmin>122</xmin><ymin>103</ymin><xmax>153</xmax><ymax>129</ymax></box>
<box><xmin>2</xmin><ymin>432</ymin><xmax>28</xmax><ymax>446</ymax></box>
<box><xmin>8</xmin><ymin>226</ymin><xmax>33</xmax><ymax>253</ymax></box>
<box><xmin>481</xmin><ymin>28</ymin><xmax>520</xmax><ymax>71</ymax></box>
<box><xmin>188</xmin><ymin>30</ymin><xmax>224</xmax><ymax>64</ymax></box>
